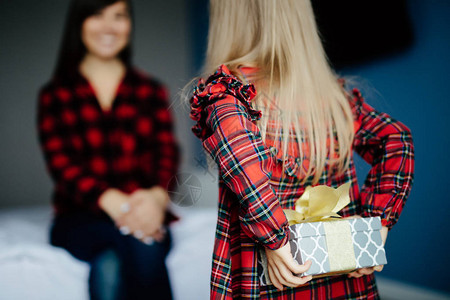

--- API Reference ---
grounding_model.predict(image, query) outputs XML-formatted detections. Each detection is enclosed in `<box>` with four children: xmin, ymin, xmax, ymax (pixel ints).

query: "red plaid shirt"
<box><xmin>190</xmin><ymin>65</ymin><xmax>414</xmax><ymax>299</ymax></box>
<box><xmin>38</xmin><ymin>68</ymin><xmax>180</xmax><ymax>216</ymax></box>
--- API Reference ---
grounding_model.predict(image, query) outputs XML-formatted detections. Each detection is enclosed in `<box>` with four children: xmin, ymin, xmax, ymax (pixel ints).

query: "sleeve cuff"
<box><xmin>360</xmin><ymin>208</ymin><xmax>398</xmax><ymax>229</ymax></box>
<box><xmin>261</xmin><ymin>222</ymin><xmax>291</xmax><ymax>250</ymax></box>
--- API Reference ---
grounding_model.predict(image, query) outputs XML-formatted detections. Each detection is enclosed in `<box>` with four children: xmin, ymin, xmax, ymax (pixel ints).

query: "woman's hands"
<box><xmin>116</xmin><ymin>187</ymin><xmax>169</xmax><ymax>243</ymax></box>
<box><xmin>265</xmin><ymin>242</ymin><xmax>312</xmax><ymax>290</ymax></box>
<box><xmin>99</xmin><ymin>188</ymin><xmax>129</xmax><ymax>221</ymax></box>
<box><xmin>348</xmin><ymin>225</ymin><xmax>388</xmax><ymax>278</ymax></box>
<box><xmin>99</xmin><ymin>187</ymin><xmax>169</xmax><ymax>243</ymax></box>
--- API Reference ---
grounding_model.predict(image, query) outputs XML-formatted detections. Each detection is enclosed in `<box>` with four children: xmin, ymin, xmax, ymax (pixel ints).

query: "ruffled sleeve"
<box><xmin>189</xmin><ymin>65</ymin><xmax>289</xmax><ymax>249</ymax></box>
<box><xmin>190</xmin><ymin>65</ymin><xmax>261</xmax><ymax>140</ymax></box>
<box><xmin>351</xmin><ymin>88</ymin><xmax>415</xmax><ymax>229</ymax></box>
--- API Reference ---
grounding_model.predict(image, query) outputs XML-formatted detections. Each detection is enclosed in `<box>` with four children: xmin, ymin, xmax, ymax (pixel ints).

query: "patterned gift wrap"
<box><xmin>259</xmin><ymin>217</ymin><xmax>387</xmax><ymax>286</ymax></box>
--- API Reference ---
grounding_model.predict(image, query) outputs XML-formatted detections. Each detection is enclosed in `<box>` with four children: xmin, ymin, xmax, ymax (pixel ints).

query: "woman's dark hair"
<box><xmin>53</xmin><ymin>0</ymin><xmax>133</xmax><ymax>81</ymax></box>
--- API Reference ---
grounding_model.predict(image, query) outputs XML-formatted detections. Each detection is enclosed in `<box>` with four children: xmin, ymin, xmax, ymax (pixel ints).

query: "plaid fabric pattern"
<box><xmin>190</xmin><ymin>65</ymin><xmax>414</xmax><ymax>299</ymax></box>
<box><xmin>38</xmin><ymin>68</ymin><xmax>180</xmax><ymax>216</ymax></box>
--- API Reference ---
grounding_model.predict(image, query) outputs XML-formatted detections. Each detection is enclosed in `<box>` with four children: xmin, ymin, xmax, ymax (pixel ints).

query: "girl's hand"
<box><xmin>115</xmin><ymin>187</ymin><xmax>169</xmax><ymax>243</ymax></box>
<box><xmin>348</xmin><ymin>265</ymin><xmax>384</xmax><ymax>278</ymax></box>
<box><xmin>265</xmin><ymin>242</ymin><xmax>312</xmax><ymax>290</ymax></box>
<box><xmin>348</xmin><ymin>222</ymin><xmax>389</xmax><ymax>278</ymax></box>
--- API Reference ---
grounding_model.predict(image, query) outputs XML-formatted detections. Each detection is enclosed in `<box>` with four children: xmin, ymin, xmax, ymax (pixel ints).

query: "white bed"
<box><xmin>0</xmin><ymin>205</ymin><xmax>217</xmax><ymax>300</ymax></box>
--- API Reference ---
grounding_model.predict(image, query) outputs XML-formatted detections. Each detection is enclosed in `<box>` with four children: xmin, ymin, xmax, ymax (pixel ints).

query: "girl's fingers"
<box><xmin>348</xmin><ymin>269</ymin><xmax>366</xmax><ymax>278</ymax></box>
<box><xmin>348</xmin><ymin>272</ymin><xmax>363</xmax><ymax>278</ymax></box>
<box><xmin>298</xmin><ymin>275</ymin><xmax>313</xmax><ymax>285</ymax></box>
<box><xmin>268</xmin><ymin>264</ymin><xmax>283</xmax><ymax>290</ymax></box>
<box><xmin>358</xmin><ymin>267</ymin><xmax>375</xmax><ymax>275</ymax></box>
<box><xmin>270</xmin><ymin>262</ymin><xmax>291</xmax><ymax>288</ymax></box>
<box><xmin>287</xmin><ymin>259</ymin><xmax>312</xmax><ymax>275</ymax></box>
<box><xmin>264</xmin><ymin>243</ymin><xmax>314</xmax><ymax>289</ymax></box>
<box><xmin>374</xmin><ymin>265</ymin><xmax>384</xmax><ymax>272</ymax></box>
<box><xmin>348</xmin><ymin>266</ymin><xmax>381</xmax><ymax>278</ymax></box>
<box><xmin>269</xmin><ymin>259</ymin><xmax>312</xmax><ymax>287</ymax></box>
<box><xmin>278</xmin><ymin>263</ymin><xmax>310</xmax><ymax>287</ymax></box>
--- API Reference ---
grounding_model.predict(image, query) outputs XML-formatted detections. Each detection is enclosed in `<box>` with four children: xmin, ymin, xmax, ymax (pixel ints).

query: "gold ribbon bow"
<box><xmin>283</xmin><ymin>182</ymin><xmax>351</xmax><ymax>225</ymax></box>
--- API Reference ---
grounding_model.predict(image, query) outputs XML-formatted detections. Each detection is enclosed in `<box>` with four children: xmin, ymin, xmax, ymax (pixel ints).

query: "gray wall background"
<box><xmin>0</xmin><ymin>0</ymin><xmax>195</xmax><ymax>208</ymax></box>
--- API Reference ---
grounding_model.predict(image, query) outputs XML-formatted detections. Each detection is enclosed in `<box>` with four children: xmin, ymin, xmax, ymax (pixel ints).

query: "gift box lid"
<box><xmin>288</xmin><ymin>217</ymin><xmax>382</xmax><ymax>241</ymax></box>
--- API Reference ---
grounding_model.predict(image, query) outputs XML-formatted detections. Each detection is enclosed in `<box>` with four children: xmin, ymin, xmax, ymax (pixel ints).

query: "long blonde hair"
<box><xmin>206</xmin><ymin>0</ymin><xmax>355</xmax><ymax>183</ymax></box>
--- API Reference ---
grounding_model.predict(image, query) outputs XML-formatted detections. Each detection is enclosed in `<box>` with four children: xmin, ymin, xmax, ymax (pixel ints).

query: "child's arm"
<box><xmin>352</xmin><ymin>89</ymin><xmax>414</xmax><ymax>229</ymax></box>
<box><xmin>200</xmin><ymin>94</ymin><xmax>289</xmax><ymax>249</ymax></box>
<box><xmin>190</xmin><ymin>69</ymin><xmax>291</xmax><ymax>250</ymax></box>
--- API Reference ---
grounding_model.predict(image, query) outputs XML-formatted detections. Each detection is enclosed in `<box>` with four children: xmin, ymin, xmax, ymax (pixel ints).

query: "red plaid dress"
<box><xmin>38</xmin><ymin>68</ymin><xmax>180</xmax><ymax>216</ymax></box>
<box><xmin>190</xmin><ymin>65</ymin><xmax>414</xmax><ymax>299</ymax></box>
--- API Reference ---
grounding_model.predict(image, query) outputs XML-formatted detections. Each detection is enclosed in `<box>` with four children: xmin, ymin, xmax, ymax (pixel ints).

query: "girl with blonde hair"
<box><xmin>189</xmin><ymin>0</ymin><xmax>414</xmax><ymax>298</ymax></box>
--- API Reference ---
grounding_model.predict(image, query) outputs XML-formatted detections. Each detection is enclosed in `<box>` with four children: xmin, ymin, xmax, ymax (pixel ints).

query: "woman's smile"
<box><xmin>81</xmin><ymin>1</ymin><xmax>131</xmax><ymax>60</ymax></box>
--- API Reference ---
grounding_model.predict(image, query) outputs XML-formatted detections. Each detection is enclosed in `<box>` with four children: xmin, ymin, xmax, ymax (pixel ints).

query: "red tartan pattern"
<box><xmin>38</xmin><ymin>68</ymin><xmax>180</xmax><ymax>216</ymax></box>
<box><xmin>190</xmin><ymin>65</ymin><xmax>414</xmax><ymax>299</ymax></box>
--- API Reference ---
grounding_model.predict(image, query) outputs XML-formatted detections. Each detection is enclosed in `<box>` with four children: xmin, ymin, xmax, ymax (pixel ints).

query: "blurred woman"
<box><xmin>37</xmin><ymin>0</ymin><xmax>179</xmax><ymax>299</ymax></box>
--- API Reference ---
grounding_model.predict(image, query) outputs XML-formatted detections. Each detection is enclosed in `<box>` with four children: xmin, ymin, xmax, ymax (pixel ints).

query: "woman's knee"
<box><xmin>121</xmin><ymin>237</ymin><xmax>171</xmax><ymax>282</ymax></box>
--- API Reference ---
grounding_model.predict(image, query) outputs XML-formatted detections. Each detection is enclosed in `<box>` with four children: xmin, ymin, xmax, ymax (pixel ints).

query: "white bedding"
<box><xmin>0</xmin><ymin>206</ymin><xmax>90</xmax><ymax>300</ymax></box>
<box><xmin>0</xmin><ymin>205</ymin><xmax>217</xmax><ymax>300</ymax></box>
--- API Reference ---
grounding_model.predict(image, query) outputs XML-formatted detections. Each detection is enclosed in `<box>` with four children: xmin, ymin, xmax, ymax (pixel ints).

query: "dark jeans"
<box><xmin>50</xmin><ymin>212</ymin><xmax>173</xmax><ymax>300</ymax></box>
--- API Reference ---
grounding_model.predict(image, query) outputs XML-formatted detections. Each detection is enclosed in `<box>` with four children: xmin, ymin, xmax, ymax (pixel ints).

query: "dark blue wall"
<box><xmin>341</xmin><ymin>0</ymin><xmax>450</xmax><ymax>292</ymax></box>
<box><xmin>189</xmin><ymin>0</ymin><xmax>450</xmax><ymax>292</ymax></box>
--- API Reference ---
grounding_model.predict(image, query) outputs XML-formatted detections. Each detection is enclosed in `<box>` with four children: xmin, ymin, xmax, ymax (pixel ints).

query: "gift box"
<box><xmin>258</xmin><ymin>216</ymin><xmax>387</xmax><ymax>286</ymax></box>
